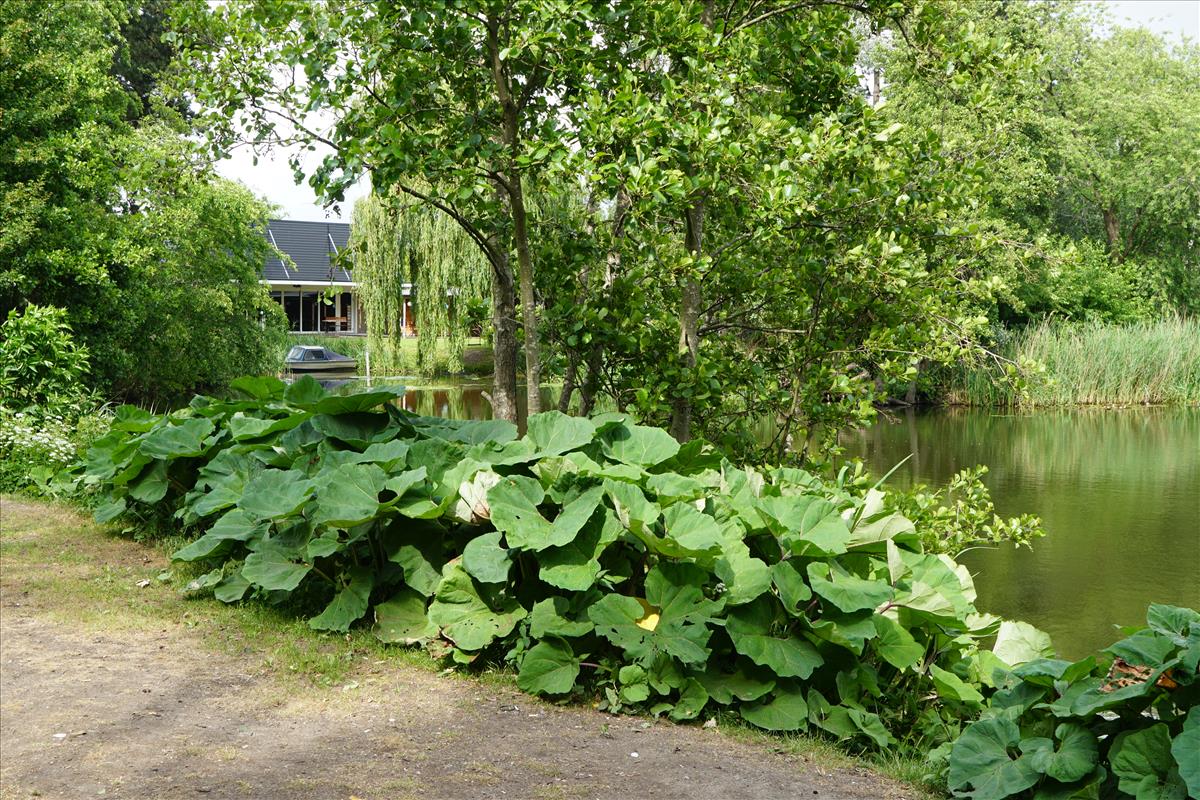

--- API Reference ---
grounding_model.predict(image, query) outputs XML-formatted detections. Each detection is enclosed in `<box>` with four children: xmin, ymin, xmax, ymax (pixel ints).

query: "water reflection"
<box><xmin>840</xmin><ymin>407</ymin><xmax>1200</xmax><ymax>658</ymax></box>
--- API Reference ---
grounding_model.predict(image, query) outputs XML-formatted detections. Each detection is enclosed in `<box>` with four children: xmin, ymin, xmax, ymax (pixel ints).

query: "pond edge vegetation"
<box><xmin>68</xmin><ymin>377</ymin><xmax>1199</xmax><ymax>800</ymax></box>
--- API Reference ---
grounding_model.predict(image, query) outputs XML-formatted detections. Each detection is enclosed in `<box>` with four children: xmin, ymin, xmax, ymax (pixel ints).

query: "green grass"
<box><xmin>942</xmin><ymin>317</ymin><xmax>1200</xmax><ymax>407</ymax></box>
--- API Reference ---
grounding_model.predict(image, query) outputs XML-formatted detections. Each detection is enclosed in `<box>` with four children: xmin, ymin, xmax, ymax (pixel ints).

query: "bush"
<box><xmin>0</xmin><ymin>305</ymin><xmax>90</xmax><ymax>409</ymax></box>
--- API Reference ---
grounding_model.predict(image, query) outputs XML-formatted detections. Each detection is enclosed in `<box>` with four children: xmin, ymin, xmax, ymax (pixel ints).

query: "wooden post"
<box><xmin>365</xmin><ymin>348</ymin><xmax>371</xmax><ymax>385</ymax></box>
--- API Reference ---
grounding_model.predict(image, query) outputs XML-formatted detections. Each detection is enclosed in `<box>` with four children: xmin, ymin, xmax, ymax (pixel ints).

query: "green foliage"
<box><xmin>1</xmin><ymin>0</ymin><xmax>287</xmax><ymax>403</ymax></box>
<box><xmin>77</xmin><ymin>381</ymin><xmax>1041</xmax><ymax>758</ymax></box>
<box><xmin>0</xmin><ymin>305</ymin><xmax>90</xmax><ymax>409</ymax></box>
<box><xmin>350</xmin><ymin>191</ymin><xmax>489</xmax><ymax>375</ymax></box>
<box><xmin>944</xmin><ymin>604</ymin><xmax>1200</xmax><ymax>799</ymax></box>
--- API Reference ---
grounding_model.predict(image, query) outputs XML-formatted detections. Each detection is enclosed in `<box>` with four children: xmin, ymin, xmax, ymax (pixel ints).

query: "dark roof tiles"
<box><xmin>263</xmin><ymin>219</ymin><xmax>353</xmax><ymax>284</ymax></box>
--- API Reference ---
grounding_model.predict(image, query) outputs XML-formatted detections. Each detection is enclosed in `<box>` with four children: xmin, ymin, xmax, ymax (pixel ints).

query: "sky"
<box><xmin>215</xmin><ymin>1</ymin><xmax>1200</xmax><ymax>223</ymax></box>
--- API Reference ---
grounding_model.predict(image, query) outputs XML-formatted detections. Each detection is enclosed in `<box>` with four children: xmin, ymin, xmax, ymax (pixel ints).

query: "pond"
<box><xmin>839</xmin><ymin>407</ymin><xmax>1200</xmax><ymax>659</ymax></box>
<box><xmin>341</xmin><ymin>379</ymin><xmax>1199</xmax><ymax>658</ymax></box>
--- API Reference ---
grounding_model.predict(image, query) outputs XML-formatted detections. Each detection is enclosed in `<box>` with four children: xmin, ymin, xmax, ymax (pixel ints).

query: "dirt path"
<box><xmin>0</xmin><ymin>499</ymin><xmax>912</xmax><ymax>800</ymax></box>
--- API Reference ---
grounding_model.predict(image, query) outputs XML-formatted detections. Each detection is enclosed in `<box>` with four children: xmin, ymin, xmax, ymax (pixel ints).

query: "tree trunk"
<box><xmin>487</xmin><ymin>16</ymin><xmax>542</xmax><ymax>415</ymax></box>
<box><xmin>1103</xmin><ymin>207</ymin><xmax>1124</xmax><ymax>263</ymax></box>
<box><xmin>581</xmin><ymin>187</ymin><xmax>630</xmax><ymax>416</ymax></box>
<box><xmin>669</xmin><ymin>201</ymin><xmax>703</xmax><ymax>443</ymax></box>
<box><xmin>490</xmin><ymin>250</ymin><xmax>520</xmax><ymax>423</ymax></box>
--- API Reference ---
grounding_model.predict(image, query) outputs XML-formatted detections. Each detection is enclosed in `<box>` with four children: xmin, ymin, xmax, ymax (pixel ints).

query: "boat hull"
<box><xmin>286</xmin><ymin>360</ymin><xmax>358</xmax><ymax>374</ymax></box>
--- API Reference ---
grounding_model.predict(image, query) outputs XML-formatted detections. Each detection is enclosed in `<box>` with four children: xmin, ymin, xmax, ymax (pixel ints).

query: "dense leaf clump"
<box><xmin>78</xmin><ymin>379</ymin><xmax>1198</xmax><ymax>780</ymax></box>
<box><xmin>944</xmin><ymin>605</ymin><xmax>1200</xmax><ymax>799</ymax></box>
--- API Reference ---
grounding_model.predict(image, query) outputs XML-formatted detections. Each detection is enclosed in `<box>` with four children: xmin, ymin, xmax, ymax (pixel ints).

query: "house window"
<box><xmin>282</xmin><ymin>291</ymin><xmax>301</xmax><ymax>331</ymax></box>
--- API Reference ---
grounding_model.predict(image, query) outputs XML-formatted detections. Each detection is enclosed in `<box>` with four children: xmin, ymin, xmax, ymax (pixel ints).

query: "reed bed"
<box><xmin>942</xmin><ymin>317</ymin><xmax>1200</xmax><ymax>407</ymax></box>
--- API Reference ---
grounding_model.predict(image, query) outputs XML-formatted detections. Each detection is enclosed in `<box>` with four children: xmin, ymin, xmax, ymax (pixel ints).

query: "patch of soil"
<box><xmin>0</xmin><ymin>499</ymin><xmax>914</xmax><ymax>800</ymax></box>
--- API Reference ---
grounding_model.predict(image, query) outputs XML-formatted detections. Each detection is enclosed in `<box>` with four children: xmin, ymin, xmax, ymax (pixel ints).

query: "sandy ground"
<box><xmin>0</xmin><ymin>499</ymin><xmax>912</xmax><ymax>800</ymax></box>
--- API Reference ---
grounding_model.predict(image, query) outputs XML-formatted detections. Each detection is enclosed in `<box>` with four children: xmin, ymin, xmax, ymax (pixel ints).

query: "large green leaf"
<box><xmin>604</xmin><ymin>479</ymin><xmax>660</xmax><ymax>535</ymax></box>
<box><xmin>1109</xmin><ymin>724</ymin><xmax>1187</xmax><ymax>800</ymax></box>
<box><xmin>1173</xmin><ymin>708</ymin><xmax>1200</xmax><ymax>798</ymax></box>
<box><xmin>771</xmin><ymin>560</ymin><xmax>812</xmax><ymax>614</ymax></box>
<box><xmin>948</xmin><ymin>717</ymin><xmax>1041</xmax><ymax>800</ymax></box>
<box><xmin>726</xmin><ymin>597</ymin><xmax>823</xmax><ymax>679</ymax></box>
<box><xmin>242</xmin><ymin>546</ymin><xmax>311</xmax><ymax>592</ymax></box>
<box><xmin>311</xmin><ymin>411</ymin><xmax>398</xmax><ymax>448</ymax></box>
<box><xmin>309</xmin><ymin>566</ymin><xmax>374</xmax><ymax>632</ymax></box>
<box><xmin>128</xmin><ymin>460</ymin><xmax>169</xmax><ymax>503</ymax></box>
<box><xmin>757</xmin><ymin>495</ymin><xmax>851</xmax><ymax>556</ymax></box>
<box><xmin>462</xmin><ymin>531</ymin><xmax>512</xmax><ymax>584</ymax></box>
<box><xmin>172</xmin><ymin>508</ymin><xmax>267</xmax><ymax>562</ymax></box>
<box><xmin>538</xmin><ymin>512</ymin><xmax>617</xmax><ymax>591</ymax></box>
<box><xmin>588</xmin><ymin>563</ymin><xmax>723</xmax><ymax>665</ymax></box>
<box><xmin>312</xmin><ymin>387</ymin><xmax>405</xmax><ymax>415</ymax></box>
<box><xmin>929</xmin><ymin>664</ymin><xmax>985</xmax><ymax>705</ymax></box>
<box><xmin>140</xmin><ymin>417</ymin><xmax>214</xmax><ymax>459</ymax></box>
<box><xmin>525</xmin><ymin>411</ymin><xmax>596</xmax><ymax>455</ymax></box>
<box><xmin>807</xmin><ymin>562</ymin><xmax>893</xmax><ymax>613</ymax></box>
<box><xmin>427</xmin><ymin>564</ymin><xmax>526</xmax><ymax>652</ymax></box>
<box><xmin>383</xmin><ymin>523</ymin><xmax>447</xmax><ymax>597</ymax></box>
<box><xmin>238</xmin><ymin>469</ymin><xmax>314</xmax><ymax>520</ymax></box>
<box><xmin>695</xmin><ymin>664</ymin><xmax>776</xmax><ymax>704</ymax></box>
<box><xmin>374</xmin><ymin>588</ymin><xmax>437</xmax><ymax>644</ymax></box>
<box><xmin>994</xmin><ymin>621</ymin><xmax>1056</xmax><ymax>667</ymax></box>
<box><xmin>517</xmin><ymin>638</ymin><xmax>580</xmax><ymax>695</ymax></box>
<box><xmin>1021</xmin><ymin>724</ymin><xmax>1099</xmax><ymax>784</ymax></box>
<box><xmin>313</xmin><ymin>462</ymin><xmax>387</xmax><ymax>527</ymax></box>
<box><xmin>228</xmin><ymin>412</ymin><xmax>307</xmax><ymax>442</ymax></box>
<box><xmin>490</xmin><ymin>478</ymin><xmax>603</xmax><ymax>551</ymax></box>
<box><xmin>283</xmin><ymin>375</ymin><xmax>328</xmax><ymax>406</ymax></box>
<box><xmin>230</xmin><ymin>375</ymin><xmax>286</xmax><ymax>400</ymax></box>
<box><xmin>600</xmin><ymin>423</ymin><xmax>680</xmax><ymax>466</ymax></box>
<box><xmin>740</xmin><ymin>682</ymin><xmax>809</xmax><ymax>732</ymax></box>
<box><xmin>871</xmin><ymin>615</ymin><xmax>924</xmax><ymax>669</ymax></box>
<box><xmin>1147</xmin><ymin>604</ymin><xmax>1200</xmax><ymax>643</ymax></box>
<box><xmin>528</xmin><ymin>597</ymin><xmax>594</xmax><ymax>639</ymax></box>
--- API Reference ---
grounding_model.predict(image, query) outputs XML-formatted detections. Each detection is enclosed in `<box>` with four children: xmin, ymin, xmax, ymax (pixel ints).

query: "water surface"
<box><xmin>840</xmin><ymin>408</ymin><xmax>1200</xmax><ymax>658</ymax></box>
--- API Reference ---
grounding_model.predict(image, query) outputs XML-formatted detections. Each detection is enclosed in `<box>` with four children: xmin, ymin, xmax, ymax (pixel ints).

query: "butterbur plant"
<box><xmin>946</xmin><ymin>605</ymin><xmax>1200</xmax><ymax>799</ymax></box>
<box><xmin>73</xmin><ymin>377</ymin><xmax>1198</xmax><ymax>786</ymax></box>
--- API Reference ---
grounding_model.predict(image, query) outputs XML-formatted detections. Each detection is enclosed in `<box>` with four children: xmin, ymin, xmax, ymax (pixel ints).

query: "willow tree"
<box><xmin>351</xmin><ymin>192</ymin><xmax>489</xmax><ymax>375</ymax></box>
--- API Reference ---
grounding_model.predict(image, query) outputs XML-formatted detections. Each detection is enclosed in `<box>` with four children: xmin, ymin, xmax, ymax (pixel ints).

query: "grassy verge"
<box><xmin>940</xmin><ymin>317</ymin><xmax>1200</xmax><ymax>406</ymax></box>
<box><xmin>0</xmin><ymin>496</ymin><xmax>937</xmax><ymax>797</ymax></box>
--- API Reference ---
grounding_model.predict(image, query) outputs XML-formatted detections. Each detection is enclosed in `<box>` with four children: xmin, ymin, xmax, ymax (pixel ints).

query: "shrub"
<box><xmin>0</xmin><ymin>305</ymin><xmax>89</xmax><ymax>408</ymax></box>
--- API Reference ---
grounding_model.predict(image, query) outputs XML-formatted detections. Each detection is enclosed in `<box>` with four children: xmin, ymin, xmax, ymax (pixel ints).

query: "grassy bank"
<box><xmin>941</xmin><ymin>317</ymin><xmax>1200</xmax><ymax>407</ymax></box>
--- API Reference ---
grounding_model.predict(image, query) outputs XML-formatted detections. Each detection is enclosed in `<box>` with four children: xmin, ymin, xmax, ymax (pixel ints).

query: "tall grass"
<box><xmin>943</xmin><ymin>317</ymin><xmax>1200</xmax><ymax>406</ymax></box>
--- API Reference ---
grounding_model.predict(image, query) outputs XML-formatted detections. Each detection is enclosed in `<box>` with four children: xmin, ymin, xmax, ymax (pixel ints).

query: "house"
<box><xmin>261</xmin><ymin>219</ymin><xmax>415</xmax><ymax>336</ymax></box>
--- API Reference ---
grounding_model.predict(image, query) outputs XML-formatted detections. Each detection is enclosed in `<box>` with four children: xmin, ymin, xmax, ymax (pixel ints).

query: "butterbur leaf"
<box><xmin>518</xmin><ymin>638</ymin><xmax>581</xmax><ymax>695</ymax></box>
<box><xmin>491</xmin><ymin>478</ymin><xmax>602</xmax><ymax>551</ymax></box>
<box><xmin>588</xmin><ymin>563</ymin><xmax>723</xmax><ymax>665</ymax></box>
<box><xmin>462</xmin><ymin>531</ymin><xmax>512</xmax><ymax>584</ymax></box>
<box><xmin>213</xmin><ymin>570</ymin><xmax>250</xmax><ymax>603</ymax></box>
<box><xmin>871</xmin><ymin>615</ymin><xmax>924</xmax><ymax>669</ymax></box>
<box><xmin>948</xmin><ymin>717</ymin><xmax>1040</xmax><ymax>800</ymax></box>
<box><xmin>230</xmin><ymin>375</ymin><xmax>285</xmax><ymax>400</ymax></box>
<box><xmin>428</xmin><ymin>564</ymin><xmax>526</xmax><ymax>652</ymax></box>
<box><xmin>128</xmin><ymin>461</ymin><xmax>168</xmax><ymax>503</ymax></box>
<box><xmin>669</xmin><ymin>679</ymin><xmax>709</xmax><ymax>721</ymax></box>
<box><xmin>385</xmin><ymin>524</ymin><xmax>446</xmax><ymax>597</ymax></box>
<box><xmin>528</xmin><ymin>597</ymin><xmax>593</xmax><ymax>639</ymax></box>
<box><xmin>242</xmin><ymin>546</ymin><xmax>311</xmax><ymax>592</ymax></box>
<box><xmin>1174</xmin><ymin>708</ymin><xmax>1200</xmax><ymax>798</ymax></box>
<box><xmin>757</xmin><ymin>495</ymin><xmax>851</xmax><ymax>556</ymax></box>
<box><xmin>282</xmin><ymin>375</ymin><xmax>327</xmax><ymax>406</ymax></box>
<box><xmin>312</xmin><ymin>387</ymin><xmax>405</xmax><ymax>415</ymax></box>
<box><xmin>726</xmin><ymin>597</ymin><xmax>823</xmax><ymax>679</ymax></box>
<box><xmin>1146</xmin><ymin>604</ymin><xmax>1200</xmax><ymax>643</ymax></box>
<box><xmin>618</xmin><ymin>664</ymin><xmax>651</xmax><ymax>702</ymax></box>
<box><xmin>140</xmin><ymin>417</ymin><xmax>214</xmax><ymax>459</ymax></box>
<box><xmin>313</xmin><ymin>462</ymin><xmax>388</xmax><ymax>527</ymax></box>
<box><xmin>238</xmin><ymin>469</ymin><xmax>313</xmax><ymax>520</ymax></box>
<box><xmin>1106</xmin><ymin>628</ymin><xmax>1176</xmax><ymax>668</ymax></box>
<box><xmin>740</xmin><ymin>682</ymin><xmax>809</xmax><ymax>731</ymax></box>
<box><xmin>994</xmin><ymin>620</ymin><xmax>1056</xmax><ymax>667</ymax></box>
<box><xmin>374</xmin><ymin>588</ymin><xmax>436</xmax><ymax>644</ymax></box>
<box><xmin>604</xmin><ymin>479</ymin><xmax>660</xmax><ymax>535</ymax></box>
<box><xmin>538</xmin><ymin>512</ymin><xmax>616</xmax><ymax>591</ymax></box>
<box><xmin>1022</xmin><ymin>724</ymin><xmax>1099</xmax><ymax>784</ymax></box>
<box><xmin>309</xmin><ymin>566</ymin><xmax>374</xmax><ymax>632</ymax></box>
<box><xmin>929</xmin><ymin>664</ymin><xmax>985</xmax><ymax>705</ymax></box>
<box><xmin>807</xmin><ymin>562</ymin><xmax>893</xmax><ymax>613</ymax></box>
<box><xmin>600</xmin><ymin>422</ymin><xmax>680</xmax><ymax>466</ymax></box>
<box><xmin>525</xmin><ymin>411</ymin><xmax>596</xmax><ymax>455</ymax></box>
<box><xmin>771</xmin><ymin>561</ymin><xmax>812</xmax><ymax>614</ymax></box>
<box><xmin>695</xmin><ymin>663</ymin><xmax>776</xmax><ymax>704</ymax></box>
<box><xmin>94</xmin><ymin>496</ymin><xmax>127</xmax><ymax>524</ymax></box>
<box><xmin>1109</xmin><ymin>724</ymin><xmax>1186</xmax><ymax>800</ymax></box>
